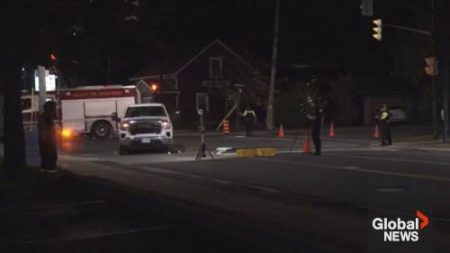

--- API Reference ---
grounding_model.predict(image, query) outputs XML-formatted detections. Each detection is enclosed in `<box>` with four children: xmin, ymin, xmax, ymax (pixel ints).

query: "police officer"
<box><xmin>376</xmin><ymin>104</ymin><xmax>392</xmax><ymax>146</ymax></box>
<box><xmin>241</xmin><ymin>106</ymin><xmax>257</xmax><ymax>137</ymax></box>
<box><xmin>38</xmin><ymin>101</ymin><xmax>58</xmax><ymax>171</ymax></box>
<box><xmin>307</xmin><ymin>100</ymin><xmax>323</xmax><ymax>155</ymax></box>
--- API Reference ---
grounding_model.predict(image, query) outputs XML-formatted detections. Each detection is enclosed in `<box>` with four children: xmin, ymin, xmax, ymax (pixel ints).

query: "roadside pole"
<box><xmin>37</xmin><ymin>65</ymin><xmax>46</xmax><ymax>112</ymax></box>
<box><xmin>431</xmin><ymin>0</ymin><xmax>438</xmax><ymax>137</ymax></box>
<box><xmin>443</xmin><ymin>67</ymin><xmax>449</xmax><ymax>143</ymax></box>
<box><xmin>195</xmin><ymin>109</ymin><xmax>214</xmax><ymax>161</ymax></box>
<box><xmin>25</xmin><ymin>65</ymin><xmax>46</xmax><ymax>167</ymax></box>
<box><xmin>266</xmin><ymin>0</ymin><xmax>280</xmax><ymax>130</ymax></box>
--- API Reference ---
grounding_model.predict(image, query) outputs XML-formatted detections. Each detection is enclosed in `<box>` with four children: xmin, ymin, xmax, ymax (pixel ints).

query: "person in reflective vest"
<box><xmin>241</xmin><ymin>106</ymin><xmax>257</xmax><ymax>137</ymax></box>
<box><xmin>376</xmin><ymin>104</ymin><xmax>392</xmax><ymax>146</ymax></box>
<box><xmin>38</xmin><ymin>101</ymin><xmax>58</xmax><ymax>171</ymax></box>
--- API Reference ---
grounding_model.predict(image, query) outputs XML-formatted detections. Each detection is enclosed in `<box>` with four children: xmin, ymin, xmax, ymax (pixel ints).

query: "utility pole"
<box><xmin>107</xmin><ymin>56</ymin><xmax>112</xmax><ymax>83</ymax></box>
<box><xmin>443</xmin><ymin>66</ymin><xmax>449</xmax><ymax>142</ymax></box>
<box><xmin>266</xmin><ymin>0</ymin><xmax>280</xmax><ymax>130</ymax></box>
<box><xmin>431</xmin><ymin>0</ymin><xmax>438</xmax><ymax>138</ymax></box>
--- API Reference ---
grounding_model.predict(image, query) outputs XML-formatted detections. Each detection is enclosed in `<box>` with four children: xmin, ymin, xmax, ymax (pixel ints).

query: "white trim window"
<box><xmin>209</xmin><ymin>57</ymin><xmax>223</xmax><ymax>79</ymax></box>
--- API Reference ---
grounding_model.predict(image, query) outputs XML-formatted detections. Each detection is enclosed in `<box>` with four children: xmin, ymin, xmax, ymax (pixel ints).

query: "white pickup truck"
<box><xmin>116</xmin><ymin>103</ymin><xmax>173</xmax><ymax>155</ymax></box>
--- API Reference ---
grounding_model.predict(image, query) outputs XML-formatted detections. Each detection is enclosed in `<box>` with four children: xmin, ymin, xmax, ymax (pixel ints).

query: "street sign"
<box><xmin>361</xmin><ymin>0</ymin><xmax>373</xmax><ymax>17</ymax></box>
<box><xmin>196</xmin><ymin>93</ymin><xmax>209</xmax><ymax>115</ymax></box>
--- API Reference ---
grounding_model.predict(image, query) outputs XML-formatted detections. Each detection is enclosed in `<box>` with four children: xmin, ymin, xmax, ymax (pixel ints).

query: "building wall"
<box><xmin>176</xmin><ymin>44</ymin><xmax>258</xmax><ymax>128</ymax></box>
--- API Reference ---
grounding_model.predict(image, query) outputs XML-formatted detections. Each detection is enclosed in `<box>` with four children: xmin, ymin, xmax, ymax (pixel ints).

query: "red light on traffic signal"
<box><xmin>50</xmin><ymin>53</ymin><xmax>57</xmax><ymax>62</ymax></box>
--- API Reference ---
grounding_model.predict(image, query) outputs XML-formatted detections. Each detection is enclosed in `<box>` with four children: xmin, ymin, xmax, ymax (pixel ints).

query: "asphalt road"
<box><xmin>1</xmin><ymin>172</ymin><xmax>263</xmax><ymax>253</ymax></box>
<box><xmin>58</xmin><ymin>127</ymin><xmax>450</xmax><ymax>252</ymax></box>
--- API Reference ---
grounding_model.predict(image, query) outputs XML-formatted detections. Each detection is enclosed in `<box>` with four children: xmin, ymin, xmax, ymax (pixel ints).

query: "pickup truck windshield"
<box><xmin>125</xmin><ymin>106</ymin><xmax>166</xmax><ymax>117</ymax></box>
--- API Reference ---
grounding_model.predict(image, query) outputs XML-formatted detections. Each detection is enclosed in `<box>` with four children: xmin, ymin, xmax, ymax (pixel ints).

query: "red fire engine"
<box><xmin>22</xmin><ymin>85</ymin><xmax>141</xmax><ymax>139</ymax></box>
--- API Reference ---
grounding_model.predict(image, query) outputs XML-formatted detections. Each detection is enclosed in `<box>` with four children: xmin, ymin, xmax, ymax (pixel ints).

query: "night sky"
<box><xmin>2</xmin><ymin>0</ymin><xmax>448</xmax><ymax>85</ymax></box>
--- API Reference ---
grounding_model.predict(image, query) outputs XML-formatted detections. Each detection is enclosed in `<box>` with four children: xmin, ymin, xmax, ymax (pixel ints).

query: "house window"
<box><xmin>209</xmin><ymin>57</ymin><xmax>223</xmax><ymax>79</ymax></box>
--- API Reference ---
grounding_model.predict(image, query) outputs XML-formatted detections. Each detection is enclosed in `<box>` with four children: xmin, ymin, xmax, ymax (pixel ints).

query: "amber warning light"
<box><xmin>60</xmin><ymin>128</ymin><xmax>73</xmax><ymax>139</ymax></box>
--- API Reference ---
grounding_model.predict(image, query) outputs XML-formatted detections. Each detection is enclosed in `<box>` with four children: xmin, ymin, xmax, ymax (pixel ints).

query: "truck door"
<box><xmin>116</xmin><ymin>97</ymin><xmax>136</xmax><ymax>118</ymax></box>
<box><xmin>61</xmin><ymin>100</ymin><xmax>85</xmax><ymax>132</ymax></box>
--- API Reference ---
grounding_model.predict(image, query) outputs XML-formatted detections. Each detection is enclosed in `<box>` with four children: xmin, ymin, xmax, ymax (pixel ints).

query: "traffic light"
<box><xmin>372</xmin><ymin>18</ymin><xmax>382</xmax><ymax>41</ymax></box>
<box><xmin>425</xmin><ymin>56</ymin><xmax>438</xmax><ymax>76</ymax></box>
<box><xmin>49</xmin><ymin>53</ymin><xmax>57</xmax><ymax>62</ymax></box>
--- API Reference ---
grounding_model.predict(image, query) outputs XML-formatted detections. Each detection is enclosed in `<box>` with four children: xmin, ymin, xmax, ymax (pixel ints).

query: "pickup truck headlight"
<box><xmin>120</xmin><ymin>121</ymin><xmax>130</xmax><ymax>131</ymax></box>
<box><xmin>161</xmin><ymin>120</ymin><xmax>172</xmax><ymax>129</ymax></box>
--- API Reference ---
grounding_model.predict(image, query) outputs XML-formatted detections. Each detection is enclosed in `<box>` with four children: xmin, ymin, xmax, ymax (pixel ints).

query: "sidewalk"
<box><xmin>393</xmin><ymin>135</ymin><xmax>450</xmax><ymax>152</ymax></box>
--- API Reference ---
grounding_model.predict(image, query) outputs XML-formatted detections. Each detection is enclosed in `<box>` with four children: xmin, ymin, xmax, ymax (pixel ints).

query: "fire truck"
<box><xmin>22</xmin><ymin>85</ymin><xmax>142</xmax><ymax>139</ymax></box>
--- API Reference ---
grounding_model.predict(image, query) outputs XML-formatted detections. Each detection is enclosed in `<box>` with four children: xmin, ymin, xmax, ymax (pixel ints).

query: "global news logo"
<box><xmin>372</xmin><ymin>210</ymin><xmax>429</xmax><ymax>242</ymax></box>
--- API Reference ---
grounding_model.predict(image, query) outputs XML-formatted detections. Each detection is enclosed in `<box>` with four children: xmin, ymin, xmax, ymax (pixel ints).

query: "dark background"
<box><xmin>3</xmin><ymin>0</ymin><xmax>448</xmax><ymax>86</ymax></box>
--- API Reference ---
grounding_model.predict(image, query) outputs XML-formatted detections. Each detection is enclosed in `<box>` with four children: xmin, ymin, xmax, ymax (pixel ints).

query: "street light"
<box><xmin>150</xmin><ymin>83</ymin><xmax>159</xmax><ymax>92</ymax></box>
<box><xmin>372</xmin><ymin>18</ymin><xmax>382</xmax><ymax>41</ymax></box>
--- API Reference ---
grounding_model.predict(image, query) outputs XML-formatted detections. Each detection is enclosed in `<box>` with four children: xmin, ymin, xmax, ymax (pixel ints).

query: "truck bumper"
<box><xmin>118</xmin><ymin>132</ymin><xmax>173</xmax><ymax>150</ymax></box>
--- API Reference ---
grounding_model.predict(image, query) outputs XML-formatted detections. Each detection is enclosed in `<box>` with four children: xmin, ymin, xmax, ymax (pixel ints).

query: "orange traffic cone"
<box><xmin>303</xmin><ymin>131</ymin><xmax>312</xmax><ymax>154</ymax></box>
<box><xmin>223</xmin><ymin>120</ymin><xmax>230</xmax><ymax>135</ymax></box>
<box><xmin>373</xmin><ymin>124</ymin><xmax>380</xmax><ymax>138</ymax></box>
<box><xmin>277</xmin><ymin>124</ymin><xmax>285</xmax><ymax>138</ymax></box>
<box><xmin>328</xmin><ymin>122</ymin><xmax>336</xmax><ymax>137</ymax></box>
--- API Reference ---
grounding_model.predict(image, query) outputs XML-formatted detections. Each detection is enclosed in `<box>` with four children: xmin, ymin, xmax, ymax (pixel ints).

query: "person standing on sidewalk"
<box><xmin>376</xmin><ymin>104</ymin><xmax>392</xmax><ymax>146</ymax></box>
<box><xmin>38</xmin><ymin>101</ymin><xmax>58</xmax><ymax>171</ymax></box>
<box><xmin>241</xmin><ymin>106</ymin><xmax>257</xmax><ymax>137</ymax></box>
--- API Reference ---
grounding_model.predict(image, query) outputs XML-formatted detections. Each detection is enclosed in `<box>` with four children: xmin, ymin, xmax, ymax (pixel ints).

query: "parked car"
<box><xmin>116</xmin><ymin>103</ymin><xmax>173</xmax><ymax>155</ymax></box>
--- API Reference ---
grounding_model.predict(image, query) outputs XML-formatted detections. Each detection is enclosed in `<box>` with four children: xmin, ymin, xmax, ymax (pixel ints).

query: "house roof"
<box><xmin>130</xmin><ymin>39</ymin><xmax>260</xmax><ymax>81</ymax></box>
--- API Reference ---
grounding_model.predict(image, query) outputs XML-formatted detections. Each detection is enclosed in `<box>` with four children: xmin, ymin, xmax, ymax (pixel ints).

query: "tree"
<box><xmin>0</xmin><ymin>1</ymin><xmax>29</xmax><ymax>175</ymax></box>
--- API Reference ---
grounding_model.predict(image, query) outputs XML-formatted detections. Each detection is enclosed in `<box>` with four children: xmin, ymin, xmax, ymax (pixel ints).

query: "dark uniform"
<box><xmin>377</xmin><ymin>105</ymin><xmax>392</xmax><ymax>146</ymax></box>
<box><xmin>308</xmin><ymin>105</ymin><xmax>323</xmax><ymax>155</ymax></box>
<box><xmin>38</xmin><ymin>101</ymin><xmax>58</xmax><ymax>170</ymax></box>
<box><xmin>242</xmin><ymin>109</ymin><xmax>257</xmax><ymax>137</ymax></box>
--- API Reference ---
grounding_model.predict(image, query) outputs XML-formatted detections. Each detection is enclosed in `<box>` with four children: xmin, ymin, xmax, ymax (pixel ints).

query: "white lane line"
<box><xmin>0</xmin><ymin>200</ymin><xmax>107</xmax><ymax>213</ymax></box>
<box><xmin>277</xmin><ymin>148</ymin><xmax>378</xmax><ymax>154</ymax></box>
<box><xmin>254</xmin><ymin>157</ymin><xmax>450</xmax><ymax>183</ymax></box>
<box><xmin>340</xmin><ymin>154</ymin><xmax>450</xmax><ymax>167</ymax></box>
<box><xmin>366</xmin><ymin>206</ymin><xmax>450</xmax><ymax>223</ymax></box>
<box><xmin>17</xmin><ymin>225</ymin><xmax>171</xmax><ymax>245</ymax></box>
<box><xmin>373</xmin><ymin>188</ymin><xmax>405</xmax><ymax>192</ymax></box>
<box><xmin>138</xmin><ymin>165</ymin><xmax>282</xmax><ymax>194</ymax></box>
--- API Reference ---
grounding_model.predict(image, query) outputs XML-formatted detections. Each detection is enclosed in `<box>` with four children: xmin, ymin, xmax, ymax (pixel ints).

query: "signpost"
<box><xmin>37</xmin><ymin>65</ymin><xmax>47</xmax><ymax>111</ymax></box>
<box><xmin>24</xmin><ymin>65</ymin><xmax>46</xmax><ymax>167</ymax></box>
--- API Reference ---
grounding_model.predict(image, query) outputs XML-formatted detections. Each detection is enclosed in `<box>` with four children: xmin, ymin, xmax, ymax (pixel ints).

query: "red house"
<box><xmin>130</xmin><ymin>39</ymin><xmax>267</xmax><ymax>128</ymax></box>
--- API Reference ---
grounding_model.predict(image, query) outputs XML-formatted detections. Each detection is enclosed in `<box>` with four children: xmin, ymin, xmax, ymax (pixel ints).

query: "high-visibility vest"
<box><xmin>243</xmin><ymin>110</ymin><xmax>256</xmax><ymax>117</ymax></box>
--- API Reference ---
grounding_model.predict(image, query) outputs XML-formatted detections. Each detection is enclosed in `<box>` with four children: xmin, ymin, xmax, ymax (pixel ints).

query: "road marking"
<box><xmin>373</xmin><ymin>188</ymin><xmax>405</xmax><ymax>192</ymax></box>
<box><xmin>365</xmin><ymin>206</ymin><xmax>450</xmax><ymax>224</ymax></box>
<box><xmin>16</xmin><ymin>225</ymin><xmax>171</xmax><ymax>245</ymax></box>
<box><xmin>277</xmin><ymin>147</ymin><xmax>379</xmax><ymax>154</ymax></box>
<box><xmin>137</xmin><ymin>165</ymin><xmax>282</xmax><ymax>194</ymax></box>
<box><xmin>0</xmin><ymin>200</ymin><xmax>107</xmax><ymax>213</ymax></box>
<box><xmin>341</xmin><ymin>154</ymin><xmax>450</xmax><ymax>167</ymax></box>
<box><xmin>254</xmin><ymin>157</ymin><xmax>450</xmax><ymax>183</ymax></box>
